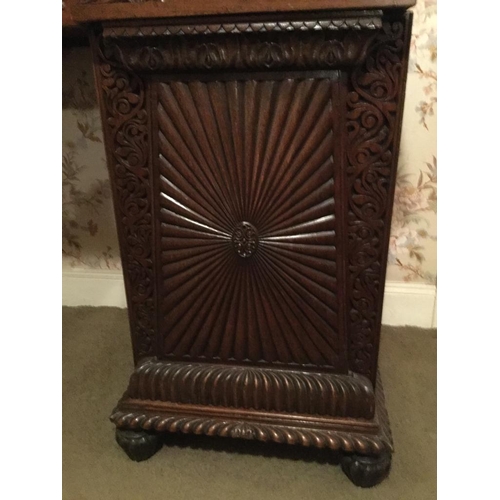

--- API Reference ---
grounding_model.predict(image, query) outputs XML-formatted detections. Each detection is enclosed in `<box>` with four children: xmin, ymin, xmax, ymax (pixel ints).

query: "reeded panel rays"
<box><xmin>155</xmin><ymin>76</ymin><xmax>343</xmax><ymax>370</ymax></box>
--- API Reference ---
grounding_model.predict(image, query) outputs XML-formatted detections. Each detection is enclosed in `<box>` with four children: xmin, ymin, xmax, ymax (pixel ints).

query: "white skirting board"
<box><xmin>62</xmin><ymin>270</ymin><xmax>128</xmax><ymax>309</ymax></box>
<box><xmin>62</xmin><ymin>270</ymin><xmax>437</xmax><ymax>328</ymax></box>
<box><xmin>382</xmin><ymin>282</ymin><xmax>437</xmax><ymax>328</ymax></box>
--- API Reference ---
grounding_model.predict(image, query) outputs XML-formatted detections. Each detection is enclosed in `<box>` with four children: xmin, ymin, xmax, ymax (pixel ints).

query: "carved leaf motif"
<box><xmin>101</xmin><ymin>31</ymin><xmax>376</xmax><ymax>72</ymax></box>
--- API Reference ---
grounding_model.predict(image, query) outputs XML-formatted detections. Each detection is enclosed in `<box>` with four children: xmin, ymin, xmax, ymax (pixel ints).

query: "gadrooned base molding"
<box><xmin>111</xmin><ymin>362</ymin><xmax>393</xmax><ymax>487</ymax></box>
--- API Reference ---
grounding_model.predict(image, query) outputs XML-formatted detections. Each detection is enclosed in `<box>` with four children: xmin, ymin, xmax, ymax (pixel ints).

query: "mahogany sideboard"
<box><xmin>64</xmin><ymin>0</ymin><xmax>415</xmax><ymax>488</ymax></box>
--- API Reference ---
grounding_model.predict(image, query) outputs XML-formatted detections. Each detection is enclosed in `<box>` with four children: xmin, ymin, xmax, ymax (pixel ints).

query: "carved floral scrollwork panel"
<box><xmin>345</xmin><ymin>17</ymin><xmax>411</xmax><ymax>382</ymax></box>
<box><xmin>93</xmin><ymin>35</ymin><xmax>156</xmax><ymax>359</ymax></box>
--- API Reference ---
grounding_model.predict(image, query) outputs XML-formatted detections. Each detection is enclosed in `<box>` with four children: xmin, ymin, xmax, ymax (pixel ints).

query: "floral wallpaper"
<box><xmin>61</xmin><ymin>0</ymin><xmax>437</xmax><ymax>283</ymax></box>
<box><xmin>62</xmin><ymin>47</ymin><xmax>121</xmax><ymax>270</ymax></box>
<box><xmin>387</xmin><ymin>0</ymin><xmax>437</xmax><ymax>284</ymax></box>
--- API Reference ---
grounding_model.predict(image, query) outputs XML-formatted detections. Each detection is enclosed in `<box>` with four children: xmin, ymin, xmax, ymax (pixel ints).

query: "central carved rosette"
<box><xmin>232</xmin><ymin>222</ymin><xmax>259</xmax><ymax>258</ymax></box>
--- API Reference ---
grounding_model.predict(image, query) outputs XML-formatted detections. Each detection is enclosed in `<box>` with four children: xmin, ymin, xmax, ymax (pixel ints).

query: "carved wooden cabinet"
<box><xmin>77</xmin><ymin>0</ymin><xmax>414</xmax><ymax>487</ymax></box>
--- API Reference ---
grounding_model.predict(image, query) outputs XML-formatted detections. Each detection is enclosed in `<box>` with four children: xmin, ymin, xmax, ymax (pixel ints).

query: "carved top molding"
<box><xmin>99</xmin><ymin>28</ymin><xmax>379</xmax><ymax>72</ymax></box>
<box><xmin>102</xmin><ymin>17</ymin><xmax>383</xmax><ymax>38</ymax></box>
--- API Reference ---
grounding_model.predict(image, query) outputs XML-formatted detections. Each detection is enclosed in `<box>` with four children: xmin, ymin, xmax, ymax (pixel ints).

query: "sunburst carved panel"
<box><xmin>155</xmin><ymin>76</ymin><xmax>343</xmax><ymax>369</ymax></box>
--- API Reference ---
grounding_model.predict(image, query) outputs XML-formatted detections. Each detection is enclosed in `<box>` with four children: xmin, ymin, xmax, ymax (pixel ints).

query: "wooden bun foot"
<box><xmin>341</xmin><ymin>451</ymin><xmax>392</xmax><ymax>488</ymax></box>
<box><xmin>115</xmin><ymin>429</ymin><xmax>163</xmax><ymax>462</ymax></box>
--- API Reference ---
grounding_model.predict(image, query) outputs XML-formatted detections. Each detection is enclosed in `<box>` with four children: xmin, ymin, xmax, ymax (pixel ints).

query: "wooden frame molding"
<box><xmin>102</xmin><ymin>15</ymin><xmax>384</xmax><ymax>38</ymax></box>
<box><xmin>72</xmin><ymin>1</ymin><xmax>416</xmax><ymax>23</ymax></box>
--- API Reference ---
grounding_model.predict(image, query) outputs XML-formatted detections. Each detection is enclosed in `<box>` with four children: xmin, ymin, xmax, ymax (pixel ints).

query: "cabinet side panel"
<box><xmin>90</xmin><ymin>32</ymin><xmax>157</xmax><ymax>362</ymax></box>
<box><xmin>345</xmin><ymin>13</ymin><xmax>413</xmax><ymax>384</ymax></box>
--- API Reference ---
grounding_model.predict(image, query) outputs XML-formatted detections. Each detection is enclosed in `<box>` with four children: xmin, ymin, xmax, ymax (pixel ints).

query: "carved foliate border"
<box><xmin>100</xmin><ymin>29</ymin><xmax>378</xmax><ymax>72</ymax></box>
<box><xmin>91</xmin><ymin>33</ymin><xmax>156</xmax><ymax>360</ymax></box>
<box><xmin>345</xmin><ymin>14</ymin><xmax>412</xmax><ymax>383</ymax></box>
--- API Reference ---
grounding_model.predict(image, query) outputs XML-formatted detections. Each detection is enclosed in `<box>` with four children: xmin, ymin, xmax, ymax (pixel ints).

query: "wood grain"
<box><xmin>155</xmin><ymin>76</ymin><xmax>342</xmax><ymax>369</ymax></box>
<box><xmin>72</xmin><ymin>0</ymin><xmax>416</xmax><ymax>22</ymax></box>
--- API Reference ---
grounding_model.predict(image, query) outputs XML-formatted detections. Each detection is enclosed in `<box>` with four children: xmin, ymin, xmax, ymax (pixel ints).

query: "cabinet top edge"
<box><xmin>69</xmin><ymin>0</ymin><xmax>416</xmax><ymax>24</ymax></box>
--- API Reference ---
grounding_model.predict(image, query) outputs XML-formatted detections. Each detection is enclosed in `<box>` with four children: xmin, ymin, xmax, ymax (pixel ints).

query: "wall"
<box><xmin>62</xmin><ymin>48</ymin><xmax>120</xmax><ymax>270</ymax></box>
<box><xmin>386</xmin><ymin>0</ymin><xmax>437</xmax><ymax>285</ymax></box>
<box><xmin>62</xmin><ymin>0</ymin><xmax>437</xmax><ymax>325</ymax></box>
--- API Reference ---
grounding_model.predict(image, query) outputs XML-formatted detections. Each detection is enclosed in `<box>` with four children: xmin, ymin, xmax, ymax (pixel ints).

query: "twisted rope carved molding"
<box><xmin>345</xmin><ymin>18</ymin><xmax>410</xmax><ymax>383</ymax></box>
<box><xmin>111</xmin><ymin>410</ymin><xmax>390</xmax><ymax>455</ymax></box>
<box><xmin>93</xmin><ymin>34</ymin><xmax>156</xmax><ymax>359</ymax></box>
<box><xmin>127</xmin><ymin>360</ymin><xmax>375</xmax><ymax>419</ymax></box>
<box><xmin>103</xmin><ymin>17</ymin><xmax>383</xmax><ymax>38</ymax></box>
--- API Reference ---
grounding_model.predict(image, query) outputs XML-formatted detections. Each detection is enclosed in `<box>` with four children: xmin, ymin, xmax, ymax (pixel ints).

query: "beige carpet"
<box><xmin>63</xmin><ymin>306</ymin><xmax>436</xmax><ymax>499</ymax></box>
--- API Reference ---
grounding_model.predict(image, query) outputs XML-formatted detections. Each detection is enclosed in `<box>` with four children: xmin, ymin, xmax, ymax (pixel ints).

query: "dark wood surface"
<box><xmin>124</xmin><ymin>359</ymin><xmax>376</xmax><ymax>418</ymax></box>
<box><xmin>88</xmin><ymin>5</ymin><xmax>413</xmax><ymax>487</ymax></box>
<box><xmin>63</xmin><ymin>1</ymin><xmax>88</xmax><ymax>38</ymax></box>
<box><xmin>72</xmin><ymin>0</ymin><xmax>416</xmax><ymax>22</ymax></box>
<box><xmin>155</xmin><ymin>74</ymin><xmax>344</xmax><ymax>371</ymax></box>
<box><xmin>62</xmin><ymin>2</ymin><xmax>76</xmax><ymax>27</ymax></box>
